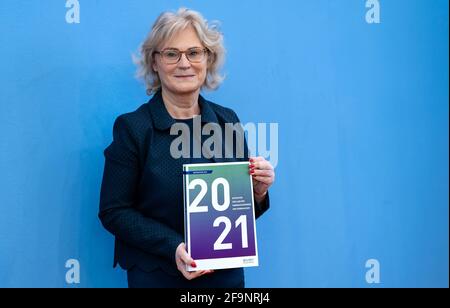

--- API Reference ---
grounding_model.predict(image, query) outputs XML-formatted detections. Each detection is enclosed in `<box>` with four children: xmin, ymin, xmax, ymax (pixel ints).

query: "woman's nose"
<box><xmin>177</xmin><ymin>53</ymin><xmax>191</xmax><ymax>67</ymax></box>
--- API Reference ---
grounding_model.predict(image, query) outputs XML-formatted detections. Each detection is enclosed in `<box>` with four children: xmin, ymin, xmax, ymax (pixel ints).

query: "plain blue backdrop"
<box><xmin>0</xmin><ymin>0</ymin><xmax>448</xmax><ymax>287</ymax></box>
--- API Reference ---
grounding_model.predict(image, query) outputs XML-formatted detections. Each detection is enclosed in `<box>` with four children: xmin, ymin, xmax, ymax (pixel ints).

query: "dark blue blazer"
<box><xmin>99</xmin><ymin>90</ymin><xmax>270</xmax><ymax>280</ymax></box>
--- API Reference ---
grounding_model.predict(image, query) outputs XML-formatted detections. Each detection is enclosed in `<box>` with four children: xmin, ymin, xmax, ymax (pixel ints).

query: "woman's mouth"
<box><xmin>174</xmin><ymin>75</ymin><xmax>195</xmax><ymax>79</ymax></box>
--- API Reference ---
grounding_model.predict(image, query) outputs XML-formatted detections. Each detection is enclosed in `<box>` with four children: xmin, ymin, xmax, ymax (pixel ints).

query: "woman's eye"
<box><xmin>165</xmin><ymin>51</ymin><xmax>178</xmax><ymax>58</ymax></box>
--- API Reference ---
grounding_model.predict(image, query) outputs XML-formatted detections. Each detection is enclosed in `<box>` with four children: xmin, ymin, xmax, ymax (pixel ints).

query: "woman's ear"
<box><xmin>207</xmin><ymin>52</ymin><xmax>214</xmax><ymax>69</ymax></box>
<box><xmin>151</xmin><ymin>55</ymin><xmax>159</xmax><ymax>72</ymax></box>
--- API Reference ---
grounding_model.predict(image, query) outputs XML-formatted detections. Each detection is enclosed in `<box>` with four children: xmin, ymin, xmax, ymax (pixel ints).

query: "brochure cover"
<box><xmin>183</xmin><ymin>162</ymin><xmax>259</xmax><ymax>271</ymax></box>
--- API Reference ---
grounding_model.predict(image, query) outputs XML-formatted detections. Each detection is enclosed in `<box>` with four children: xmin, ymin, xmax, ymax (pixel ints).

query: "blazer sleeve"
<box><xmin>231</xmin><ymin>110</ymin><xmax>270</xmax><ymax>219</ymax></box>
<box><xmin>98</xmin><ymin>116</ymin><xmax>183</xmax><ymax>265</ymax></box>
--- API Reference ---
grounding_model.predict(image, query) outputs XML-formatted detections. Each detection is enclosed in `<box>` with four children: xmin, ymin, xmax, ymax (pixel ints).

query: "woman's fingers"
<box><xmin>177</xmin><ymin>257</ymin><xmax>204</xmax><ymax>280</ymax></box>
<box><xmin>180</xmin><ymin>251</ymin><xmax>196</xmax><ymax>268</ymax></box>
<box><xmin>180</xmin><ymin>269</ymin><xmax>214</xmax><ymax>281</ymax></box>
<box><xmin>249</xmin><ymin>161</ymin><xmax>273</xmax><ymax>171</ymax></box>
<box><xmin>249</xmin><ymin>156</ymin><xmax>265</xmax><ymax>163</ymax></box>
<box><xmin>175</xmin><ymin>243</ymin><xmax>215</xmax><ymax>280</ymax></box>
<box><xmin>250</xmin><ymin>169</ymin><xmax>273</xmax><ymax>177</ymax></box>
<box><xmin>252</xmin><ymin>176</ymin><xmax>273</xmax><ymax>185</ymax></box>
<box><xmin>183</xmin><ymin>270</ymin><xmax>205</xmax><ymax>280</ymax></box>
<box><xmin>177</xmin><ymin>243</ymin><xmax>196</xmax><ymax>268</ymax></box>
<box><xmin>249</xmin><ymin>159</ymin><xmax>274</xmax><ymax>180</ymax></box>
<box><xmin>180</xmin><ymin>269</ymin><xmax>198</xmax><ymax>280</ymax></box>
<box><xmin>249</xmin><ymin>157</ymin><xmax>275</xmax><ymax>186</ymax></box>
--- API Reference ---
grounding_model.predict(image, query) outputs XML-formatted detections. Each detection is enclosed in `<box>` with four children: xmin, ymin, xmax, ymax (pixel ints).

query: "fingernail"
<box><xmin>249</xmin><ymin>164</ymin><xmax>255</xmax><ymax>168</ymax></box>
<box><xmin>191</xmin><ymin>262</ymin><xmax>197</xmax><ymax>268</ymax></box>
<box><xmin>250</xmin><ymin>170</ymin><xmax>255</xmax><ymax>174</ymax></box>
<box><xmin>249</xmin><ymin>158</ymin><xmax>254</xmax><ymax>162</ymax></box>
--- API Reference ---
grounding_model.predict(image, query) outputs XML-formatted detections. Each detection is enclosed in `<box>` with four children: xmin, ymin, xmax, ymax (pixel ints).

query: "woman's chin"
<box><xmin>171</xmin><ymin>85</ymin><xmax>201</xmax><ymax>95</ymax></box>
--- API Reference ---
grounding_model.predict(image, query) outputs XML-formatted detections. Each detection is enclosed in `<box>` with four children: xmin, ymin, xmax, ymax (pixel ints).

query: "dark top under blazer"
<box><xmin>99</xmin><ymin>90</ymin><xmax>270</xmax><ymax>278</ymax></box>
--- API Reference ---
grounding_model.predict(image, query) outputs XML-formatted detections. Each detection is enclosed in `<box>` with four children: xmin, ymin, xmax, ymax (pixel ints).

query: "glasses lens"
<box><xmin>162</xmin><ymin>50</ymin><xmax>180</xmax><ymax>63</ymax></box>
<box><xmin>186</xmin><ymin>48</ymin><xmax>205</xmax><ymax>62</ymax></box>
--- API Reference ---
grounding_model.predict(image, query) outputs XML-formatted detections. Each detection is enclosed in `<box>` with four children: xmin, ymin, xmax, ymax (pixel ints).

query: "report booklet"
<box><xmin>183</xmin><ymin>162</ymin><xmax>259</xmax><ymax>271</ymax></box>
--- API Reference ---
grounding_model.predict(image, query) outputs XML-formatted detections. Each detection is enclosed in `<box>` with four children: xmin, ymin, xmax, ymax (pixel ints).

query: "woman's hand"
<box><xmin>175</xmin><ymin>243</ymin><xmax>213</xmax><ymax>280</ymax></box>
<box><xmin>249</xmin><ymin>156</ymin><xmax>275</xmax><ymax>203</ymax></box>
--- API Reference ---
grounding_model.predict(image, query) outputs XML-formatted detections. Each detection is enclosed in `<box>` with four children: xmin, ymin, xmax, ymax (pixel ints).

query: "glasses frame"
<box><xmin>154</xmin><ymin>47</ymin><xmax>209</xmax><ymax>64</ymax></box>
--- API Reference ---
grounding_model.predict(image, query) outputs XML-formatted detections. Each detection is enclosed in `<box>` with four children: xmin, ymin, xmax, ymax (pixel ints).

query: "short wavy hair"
<box><xmin>134</xmin><ymin>8</ymin><xmax>226</xmax><ymax>95</ymax></box>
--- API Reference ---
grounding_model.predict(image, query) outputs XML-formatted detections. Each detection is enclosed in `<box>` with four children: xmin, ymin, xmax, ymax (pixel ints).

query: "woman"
<box><xmin>99</xmin><ymin>8</ymin><xmax>275</xmax><ymax>288</ymax></box>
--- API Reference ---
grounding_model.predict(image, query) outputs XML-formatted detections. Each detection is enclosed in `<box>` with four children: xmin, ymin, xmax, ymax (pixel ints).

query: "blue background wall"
<box><xmin>0</xmin><ymin>0</ymin><xmax>448</xmax><ymax>287</ymax></box>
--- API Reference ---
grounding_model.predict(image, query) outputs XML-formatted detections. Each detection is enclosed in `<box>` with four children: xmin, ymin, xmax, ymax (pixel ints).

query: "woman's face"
<box><xmin>153</xmin><ymin>26</ymin><xmax>208</xmax><ymax>96</ymax></box>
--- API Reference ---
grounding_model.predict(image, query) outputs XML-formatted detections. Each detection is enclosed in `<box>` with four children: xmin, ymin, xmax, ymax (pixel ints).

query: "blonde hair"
<box><xmin>134</xmin><ymin>8</ymin><xmax>226</xmax><ymax>95</ymax></box>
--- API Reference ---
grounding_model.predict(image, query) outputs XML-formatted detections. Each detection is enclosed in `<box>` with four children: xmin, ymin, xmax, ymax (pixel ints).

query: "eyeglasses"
<box><xmin>154</xmin><ymin>47</ymin><xmax>208</xmax><ymax>64</ymax></box>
